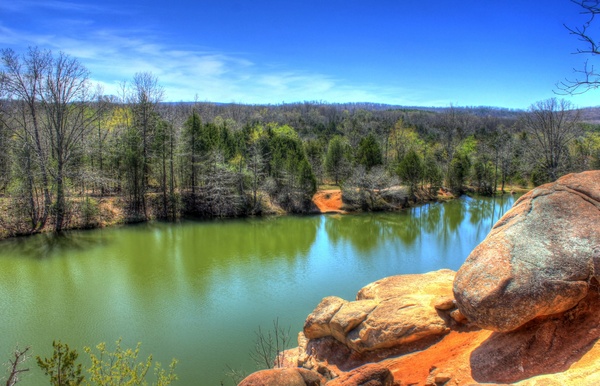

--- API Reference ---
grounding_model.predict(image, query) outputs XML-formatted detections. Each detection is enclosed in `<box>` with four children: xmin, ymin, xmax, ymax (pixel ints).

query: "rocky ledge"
<box><xmin>239</xmin><ymin>170</ymin><xmax>600</xmax><ymax>385</ymax></box>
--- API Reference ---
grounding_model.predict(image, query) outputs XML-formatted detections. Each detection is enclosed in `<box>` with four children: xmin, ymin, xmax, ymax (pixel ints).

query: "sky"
<box><xmin>1</xmin><ymin>0</ymin><xmax>600</xmax><ymax>109</ymax></box>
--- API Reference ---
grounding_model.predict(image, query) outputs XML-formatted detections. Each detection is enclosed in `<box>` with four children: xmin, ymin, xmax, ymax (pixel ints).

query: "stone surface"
<box><xmin>432</xmin><ymin>296</ymin><xmax>455</xmax><ymax>310</ymax></box>
<box><xmin>454</xmin><ymin>170</ymin><xmax>600</xmax><ymax>332</ymax></box>
<box><xmin>304</xmin><ymin>296</ymin><xmax>347</xmax><ymax>339</ymax></box>
<box><xmin>345</xmin><ymin>294</ymin><xmax>450</xmax><ymax>352</ymax></box>
<box><xmin>469</xmin><ymin>282</ymin><xmax>600</xmax><ymax>384</ymax></box>
<box><xmin>270</xmin><ymin>276</ymin><xmax>600</xmax><ymax>386</ymax></box>
<box><xmin>434</xmin><ymin>373</ymin><xmax>452</xmax><ymax>384</ymax></box>
<box><xmin>303</xmin><ymin>270</ymin><xmax>457</xmax><ymax>355</ymax></box>
<box><xmin>325</xmin><ymin>363</ymin><xmax>396</xmax><ymax>386</ymax></box>
<box><xmin>242</xmin><ymin>172</ymin><xmax>600</xmax><ymax>386</ymax></box>
<box><xmin>379</xmin><ymin>282</ymin><xmax>600</xmax><ymax>385</ymax></box>
<box><xmin>329</xmin><ymin>300</ymin><xmax>377</xmax><ymax>343</ymax></box>
<box><xmin>357</xmin><ymin>270</ymin><xmax>455</xmax><ymax>302</ymax></box>
<box><xmin>238</xmin><ymin>367</ymin><xmax>325</xmax><ymax>386</ymax></box>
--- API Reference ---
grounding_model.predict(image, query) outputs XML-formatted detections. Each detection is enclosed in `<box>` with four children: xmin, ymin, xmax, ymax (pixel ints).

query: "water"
<box><xmin>0</xmin><ymin>194</ymin><xmax>519</xmax><ymax>385</ymax></box>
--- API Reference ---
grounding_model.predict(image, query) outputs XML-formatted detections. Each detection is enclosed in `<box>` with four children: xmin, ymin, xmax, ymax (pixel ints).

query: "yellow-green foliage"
<box><xmin>106</xmin><ymin>107</ymin><xmax>134</xmax><ymax>131</ymax></box>
<box><xmin>457</xmin><ymin>135</ymin><xmax>478</xmax><ymax>156</ymax></box>
<box><xmin>84</xmin><ymin>339</ymin><xmax>177</xmax><ymax>386</ymax></box>
<box><xmin>387</xmin><ymin>119</ymin><xmax>424</xmax><ymax>161</ymax></box>
<box><xmin>269</xmin><ymin>123</ymin><xmax>299</xmax><ymax>139</ymax></box>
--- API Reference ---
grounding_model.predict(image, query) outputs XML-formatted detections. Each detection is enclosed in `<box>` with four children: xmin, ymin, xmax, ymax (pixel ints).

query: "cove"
<box><xmin>0</xmin><ymin>194</ymin><xmax>519</xmax><ymax>385</ymax></box>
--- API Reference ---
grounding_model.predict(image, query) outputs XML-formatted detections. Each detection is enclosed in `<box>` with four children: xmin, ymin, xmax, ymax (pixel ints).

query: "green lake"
<box><xmin>0</xmin><ymin>194</ymin><xmax>519</xmax><ymax>385</ymax></box>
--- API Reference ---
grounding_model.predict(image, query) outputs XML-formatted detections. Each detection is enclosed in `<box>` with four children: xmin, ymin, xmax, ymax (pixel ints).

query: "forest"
<box><xmin>1</xmin><ymin>47</ymin><xmax>599</xmax><ymax>237</ymax></box>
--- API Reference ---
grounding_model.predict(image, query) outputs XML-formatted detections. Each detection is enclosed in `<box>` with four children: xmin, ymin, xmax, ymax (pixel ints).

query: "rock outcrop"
<box><xmin>303</xmin><ymin>270</ymin><xmax>460</xmax><ymax>356</ymax></box>
<box><xmin>238</xmin><ymin>368</ymin><xmax>325</xmax><ymax>386</ymax></box>
<box><xmin>454</xmin><ymin>170</ymin><xmax>600</xmax><ymax>332</ymax></box>
<box><xmin>239</xmin><ymin>171</ymin><xmax>600</xmax><ymax>385</ymax></box>
<box><xmin>325</xmin><ymin>363</ymin><xmax>396</xmax><ymax>386</ymax></box>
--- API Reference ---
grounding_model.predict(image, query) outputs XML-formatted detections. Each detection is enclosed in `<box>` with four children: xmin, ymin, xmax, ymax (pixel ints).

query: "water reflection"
<box><xmin>0</xmin><ymin>195</ymin><xmax>521</xmax><ymax>386</ymax></box>
<box><xmin>0</xmin><ymin>231</ymin><xmax>109</xmax><ymax>259</ymax></box>
<box><xmin>322</xmin><ymin>195</ymin><xmax>520</xmax><ymax>256</ymax></box>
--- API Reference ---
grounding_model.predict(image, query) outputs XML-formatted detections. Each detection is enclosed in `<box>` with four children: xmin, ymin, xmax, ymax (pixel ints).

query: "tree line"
<box><xmin>1</xmin><ymin>47</ymin><xmax>599</xmax><ymax>235</ymax></box>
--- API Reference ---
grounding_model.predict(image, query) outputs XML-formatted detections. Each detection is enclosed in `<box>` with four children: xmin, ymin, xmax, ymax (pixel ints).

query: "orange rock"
<box><xmin>454</xmin><ymin>170</ymin><xmax>600</xmax><ymax>332</ymax></box>
<box><xmin>326</xmin><ymin>363</ymin><xmax>396</xmax><ymax>386</ymax></box>
<box><xmin>238</xmin><ymin>367</ymin><xmax>325</xmax><ymax>386</ymax></box>
<box><xmin>303</xmin><ymin>270</ymin><xmax>456</xmax><ymax>356</ymax></box>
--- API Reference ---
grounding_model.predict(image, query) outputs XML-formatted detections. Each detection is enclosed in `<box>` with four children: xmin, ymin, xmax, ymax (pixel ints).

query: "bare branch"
<box><xmin>5</xmin><ymin>346</ymin><xmax>30</xmax><ymax>386</ymax></box>
<box><xmin>557</xmin><ymin>1</ymin><xmax>600</xmax><ymax>94</ymax></box>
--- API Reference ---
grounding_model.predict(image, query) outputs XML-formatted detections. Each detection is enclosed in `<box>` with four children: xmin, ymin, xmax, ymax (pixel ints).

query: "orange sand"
<box><xmin>312</xmin><ymin>190</ymin><xmax>345</xmax><ymax>213</ymax></box>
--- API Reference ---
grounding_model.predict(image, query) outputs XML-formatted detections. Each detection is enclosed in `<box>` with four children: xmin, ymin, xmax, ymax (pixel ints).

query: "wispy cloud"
<box><xmin>0</xmin><ymin>18</ymin><xmax>426</xmax><ymax>105</ymax></box>
<box><xmin>0</xmin><ymin>1</ymin><xmax>112</xmax><ymax>13</ymax></box>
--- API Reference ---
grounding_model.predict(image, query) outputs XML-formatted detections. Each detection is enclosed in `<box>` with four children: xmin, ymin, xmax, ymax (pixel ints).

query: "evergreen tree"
<box><xmin>447</xmin><ymin>152</ymin><xmax>471</xmax><ymax>194</ymax></box>
<box><xmin>324</xmin><ymin>135</ymin><xmax>350</xmax><ymax>185</ymax></box>
<box><xmin>397</xmin><ymin>149</ymin><xmax>424</xmax><ymax>194</ymax></box>
<box><xmin>36</xmin><ymin>340</ymin><xmax>84</xmax><ymax>386</ymax></box>
<box><xmin>356</xmin><ymin>133</ymin><xmax>383</xmax><ymax>171</ymax></box>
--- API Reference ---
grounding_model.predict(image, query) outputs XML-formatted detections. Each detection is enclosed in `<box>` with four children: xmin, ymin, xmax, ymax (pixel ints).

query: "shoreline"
<box><xmin>0</xmin><ymin>185</ymin><xmax>529</xmax><ymax>242</ymax></box>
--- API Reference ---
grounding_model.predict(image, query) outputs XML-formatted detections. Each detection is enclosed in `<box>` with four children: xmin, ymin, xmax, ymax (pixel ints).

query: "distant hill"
<box><xmin>578</xmin><ymin>107</ymin><xmax>600</xmax><ymax>124</ymax></box>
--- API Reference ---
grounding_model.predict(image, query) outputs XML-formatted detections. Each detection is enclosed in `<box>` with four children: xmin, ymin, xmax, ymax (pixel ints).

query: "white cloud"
<box><xmin>0</xmin><ymin>20</ymin><xmax>429</xmax><ymax>105</ymax></box>
<box><xmin>0</xmin><ymin>1</ymin><xmax>114</xmax><ymax>13</ymax></box>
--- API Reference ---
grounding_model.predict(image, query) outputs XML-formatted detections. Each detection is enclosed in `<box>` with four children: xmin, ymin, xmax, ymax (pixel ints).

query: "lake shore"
<box><xmin>0</xmin><ymin>185</ymin><xmax>529</xmax><ymax>241</ymax></box>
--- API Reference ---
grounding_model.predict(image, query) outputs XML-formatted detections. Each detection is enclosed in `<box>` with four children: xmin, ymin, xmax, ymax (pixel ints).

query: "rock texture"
<box><xmin>384</xmin><ymin>280</ymin><xmax>600</xmax><ymax>385</ymax></box>
<box><xmin>238</xmin><ymin>170</ymin><xmax>600</xmax><ymax>386</ymax></box>
<box><xmin>325</xmin><ymin>363</ymin><xmax>396</xmax><ymax>386</ymax></box>
<box><xmin>304</xmin><ymin>270</ymin><xmax>459</xmax><ymax>355</ymax></box>
<box><xmin>238</xmin><ymin>368</ymin><xmax>325</xmax><ymax>386</ymax></box>
<box><xmin>454</xmin><ymin>170</ymin><xmax>600</xmax><ymax>332</ymax></box>
<box><xmin>469</xmin><ymin>282</ymin><xmax>600</xmax><ymax>383</ymax></box>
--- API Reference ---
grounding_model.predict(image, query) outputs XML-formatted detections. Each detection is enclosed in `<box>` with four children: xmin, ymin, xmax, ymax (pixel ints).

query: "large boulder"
<box><xmin>238</xmin><ymin>367</ymin><xmax>325</xmax><ymax>386</ymax></box>
<box><xmin>454</xmin><ymin>170</ymin><xmax>600</xmax><ymax>332</ymax></box>
<box><xmin>325</xmin><ymin>363</ymin><xmax>396</xmax><ymax>386</ymax></box>
<box><xmin>303</xmin><ymin>270</ymin><xmax>457</xmax><ymax>354</ymax></box>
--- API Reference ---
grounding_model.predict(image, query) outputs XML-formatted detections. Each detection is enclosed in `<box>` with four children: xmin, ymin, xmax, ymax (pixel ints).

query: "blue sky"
<box><xmin>1</xmin><ymin>0</ymin><xmax>600</xmax><ymax>108</ymax></box>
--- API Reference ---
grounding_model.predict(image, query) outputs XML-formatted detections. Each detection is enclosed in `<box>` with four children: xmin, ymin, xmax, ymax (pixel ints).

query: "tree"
<box><xmin>40</xmin><ymin>51</ymin><xmax>98</xmax><ymax>232</ymax></box>
<box><xmin>0</xmin><ymin>116</ymin><xmax>11</xmax><ymax>194</ymax></box>
<box><xmin>1</xmin><ymin>47</ymin><xmax>53</xmax><ymax>231</ymax></box>
<box><xmin>356</xmin><ymin>133</ymin><xmax>383</xmax><ymax>171</ymax></box>
<box><xmin>181</xmin><ymin>111</ymin><xmax>202</xmax><ymax>199</ymax></box>
<box><xmin>557</xmin><ymin>0</ymin><xmax>600</xmax><ymax>94</ymax></box>
<box><xmin>522</xmin><ymin>98</ymin><xmax>582</xmax><ymax>183</ymax></box>
<box><xmin>304</xmin><ymin>139</ymin><xmax>324</xmax><ymax>184</ymax></box>
<box><xmin>84</xmin><ymin>339</ymin><xmax>177</xmax><ymax>386</ymax></box>
<box><xmin>343</xmin><ymin>165</ymin><xmax>391</xmax><ymax>210</ymax></box>
<box><xmin>244</xmin><ymin>125</ymin><xmax>269</xmax><ymax>211</ymax></box>
<box><xmin>4</xmin><ymin>346</ymin><xmax>30</xmax><ymax>386</ymax></box>
<box><xmin>387</xmin><ymin>119</ymin><xmax>423</xmax><ymax>164</ymax></box>
<box><xmin>152</xmin><ymin>118</ymin><xmax>175</xmax><ymax>219</ymax></box>
<box><xmin>36</xmin><ymin>340</ymin><xmax>84</xmax><ymax>386</ymax></box>
<box><xmin>324</xmin><ymin>135</ymin><xmax>350</xmax><ymax>185</ymax></box>
<box><xmin>447</xmin><ymin>152</ymin><xmax>471</xmax><ymax>194</ymax></box>
<box><xmin>130</xmin><ymin>72</ymin><xmax>164</xmax><ymax>218</ymax></box>
<box><xmin>423</xmin><ymin>150</ymin><xmax>443</xmax><ymax>193</ymax></box>
<box><xmin>472</xmin><ymin>160</ymin><xmax>495</xmax><ymax>195</ymax></box>
<box><xmin>397</xmin><ymin>149</ymin><xmax>424</xmax><ymax>195</ymax></box>
<box><xmin>266</xmin><ymin>124</ymin><xmax>316</xmax><ymax>211</ymax></box>
<box><xmin>250</xmin><ymin>319</ymin><xmax>291</xmax><ymax>370</ymax></box>
<box><xmin>1</xmin><ymin>48</ymin><xmax>99</xmax><ymax>232</ymax></box>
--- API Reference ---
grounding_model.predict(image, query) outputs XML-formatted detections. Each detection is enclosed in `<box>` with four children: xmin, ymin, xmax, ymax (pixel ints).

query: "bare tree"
<box><xmin>40</xmin><ymin>51</ymin><xmax>98</xmax><ymax>231</ymax></box>
<box><xmin>522</xmin><ymin>98</ymin><xmax>582</xmax><ymax>182</ymax></box>
<box><xmin>4</xmin><ymin>346</ymin><xmax>30</xmax><ymax>386</ymax></box>
<box><xmin>1</xmin><ymin>48</ymin><xmax>53</xmax><ymax>231</ymax></box>
<box><xmin>557</xmin><ymin>0</ymin><xmax>600</xmax><ymax>94</ymax></box>
<box><xmin>130</xmin><ymin>72</ymin><xmax>164</xmax><ymax>217</ymax></box>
